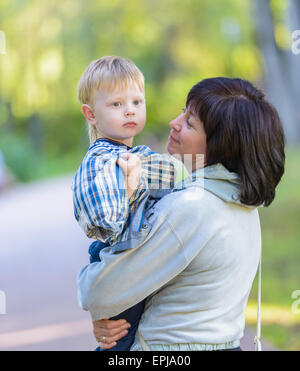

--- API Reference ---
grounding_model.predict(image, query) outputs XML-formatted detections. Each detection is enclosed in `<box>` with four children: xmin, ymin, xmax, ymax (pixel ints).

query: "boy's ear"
<box><xmin>81</xmin><ymin>104</ymin><xmax>97</xmax><ymax>125</ymax></box>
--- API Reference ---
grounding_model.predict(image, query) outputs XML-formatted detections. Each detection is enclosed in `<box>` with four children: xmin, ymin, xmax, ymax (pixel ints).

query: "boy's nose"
<box><xmin>125</xmin><ymin>107</ymin><xmax>135</xmax><ymax>117</ymax></box>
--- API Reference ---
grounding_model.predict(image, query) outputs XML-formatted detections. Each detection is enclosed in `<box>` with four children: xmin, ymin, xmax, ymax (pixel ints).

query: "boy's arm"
<box><xmin>130</xmin><ymin>150</ymin><xmax>190</xmax><ymax>196</ymax></box>
<box><xmin>117</xmin><ymin>153</ymin><xmax>142</xmax><ymax>199</ymax></box>
<box><xmin>73</xmin><ymin>145</ymin><xmax>189</xmax><ymax>243</ymax></box>
<box><xmin>72</xmin><ymin>152</ymin><xmax>130</xmax><ymax>242</ymax></box>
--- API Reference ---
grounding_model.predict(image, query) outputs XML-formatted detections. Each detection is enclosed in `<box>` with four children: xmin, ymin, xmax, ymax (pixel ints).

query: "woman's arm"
<box><xmin>77</xmin><ymin>192</ymin><xmax>205</xmax><ymax>321</ymax></box>
<box><xmin>78</xmin><ymin>211</ymin><xmax>185</xmax><ymax>320</ymax></box>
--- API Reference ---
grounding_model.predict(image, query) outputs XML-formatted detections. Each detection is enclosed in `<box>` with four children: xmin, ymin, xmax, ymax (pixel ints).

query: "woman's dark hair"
<box><xmin>186</xmin><ymin>77</ymin><xmax>285</xmax><ymax>206</ymax></box>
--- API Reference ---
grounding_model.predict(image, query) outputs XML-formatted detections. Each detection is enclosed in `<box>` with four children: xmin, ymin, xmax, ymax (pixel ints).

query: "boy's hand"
<box><xmin>117</xmin><ymin>153</ymin><xmax>142</xmax><ymax>199</ymax></box>
<box><xmin>93</xmin><ymin>318</ymin><xmax>131</xmax><ymax>349</ymax></box>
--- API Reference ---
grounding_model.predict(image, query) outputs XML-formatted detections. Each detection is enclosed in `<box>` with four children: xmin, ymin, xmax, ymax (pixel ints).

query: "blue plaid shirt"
<box><xmin>72</xmin><ymin>138</ymin><xmax>188</xmax><ymax>246</ymax></box>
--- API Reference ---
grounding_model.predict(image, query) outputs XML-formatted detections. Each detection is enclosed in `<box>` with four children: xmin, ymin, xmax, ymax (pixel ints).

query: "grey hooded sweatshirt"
<box><xmin>77</xmin><ymin>164</ymin><xmax>261</xmax><ymax>350</ymax></box>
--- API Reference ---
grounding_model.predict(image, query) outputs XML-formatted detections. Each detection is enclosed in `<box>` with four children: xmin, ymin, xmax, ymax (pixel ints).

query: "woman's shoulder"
<box><xmin>154</xmin><ymin>185</ymin><xmax>257</xmax><ymax>224</ymax></box>
<box><xmin>153</xmin><ymin>186</ymin><xmax>216</xmax><ymax>220</ymax></box>
<box><xmin>174</xmin><ymin>185</ymin><xmax>222</xmax><ymax>205</ymax></box>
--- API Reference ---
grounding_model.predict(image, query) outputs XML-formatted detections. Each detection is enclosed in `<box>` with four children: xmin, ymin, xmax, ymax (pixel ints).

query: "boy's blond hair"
<box><xmin>77</xmin><ymin>56</ymin><xmax>145</xmax><ymax>144</ymax></box>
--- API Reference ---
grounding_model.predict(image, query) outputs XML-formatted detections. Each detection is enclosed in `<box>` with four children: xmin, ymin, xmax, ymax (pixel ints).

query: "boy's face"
<box><xmin>86</xmin><ymin>83</ymin><xmax>146</xmax><ymax>147</ymax></box>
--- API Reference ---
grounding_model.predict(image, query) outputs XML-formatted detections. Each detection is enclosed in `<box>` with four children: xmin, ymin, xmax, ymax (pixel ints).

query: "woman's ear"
<box><xmin>81</xmin><ymin>104</ymin><xmax>97</xmax><ymax>125</ymax></box>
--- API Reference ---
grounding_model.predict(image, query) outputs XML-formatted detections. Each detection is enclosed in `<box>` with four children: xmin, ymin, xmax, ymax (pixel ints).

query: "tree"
<box><xmin>253</xmin><ymin>0</ymin><xmax>300</xmax><ymax>143</ymax></box>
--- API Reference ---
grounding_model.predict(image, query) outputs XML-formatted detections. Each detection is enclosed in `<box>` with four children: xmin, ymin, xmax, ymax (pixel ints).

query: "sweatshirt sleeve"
<box><xmin>77</xmin><ymin>192</ymin><xmax>206</xmax><ymax>320</ymax></box>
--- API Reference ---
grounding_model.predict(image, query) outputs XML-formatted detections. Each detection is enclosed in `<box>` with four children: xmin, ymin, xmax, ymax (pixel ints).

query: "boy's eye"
<box><xmin>133</xmin><ymin>99</ymin><xmax>142</xmax><ymax>105</ymax></box>
<box><xmin>113</xmin><ymin>102</ymin><xmax>121</xmax><ymax>107</ymax></box>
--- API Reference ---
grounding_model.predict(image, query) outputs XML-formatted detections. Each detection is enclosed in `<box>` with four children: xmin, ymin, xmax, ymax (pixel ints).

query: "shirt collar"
<box><xmin>92</xmin><ymin>138</ymin><xmax>132</xmax><ymax>150</ymax></box>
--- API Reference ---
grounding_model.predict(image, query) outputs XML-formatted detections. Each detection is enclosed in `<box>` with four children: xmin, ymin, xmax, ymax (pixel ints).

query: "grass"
<box><xmin>246</xmin><ymin>146</ymin><xmax>300</xmax><ymax>351</ymax></box>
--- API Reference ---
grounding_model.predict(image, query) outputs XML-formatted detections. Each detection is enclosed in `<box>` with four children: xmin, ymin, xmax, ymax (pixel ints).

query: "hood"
<box><xmin>174</xmin><ymin>163</ymin><xmax>254</xmax><ymax>208</ymax></box>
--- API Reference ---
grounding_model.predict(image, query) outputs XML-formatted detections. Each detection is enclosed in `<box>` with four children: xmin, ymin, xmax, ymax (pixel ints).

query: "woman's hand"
<box><xmin>117</xmin><ymin>153</ymin><xmax>142</xmax><ymax>199</ymax></box>
<box><xmin>92</xmin><ymin>318</ymin><xmax>131</xmax><ymax>349</ymax></box>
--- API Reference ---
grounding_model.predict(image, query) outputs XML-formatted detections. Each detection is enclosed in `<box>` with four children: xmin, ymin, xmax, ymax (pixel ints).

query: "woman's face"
<box><xmin>167</xmin><ymin>108</ymin><xmax>207</xmax><ymax>172</ymax></box>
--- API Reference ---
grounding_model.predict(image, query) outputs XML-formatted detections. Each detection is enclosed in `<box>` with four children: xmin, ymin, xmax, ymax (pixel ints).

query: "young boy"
<box><xmin>72</xmin><ymin>56</ymin><xmax>189</xmax><ymax>351</ymax></box>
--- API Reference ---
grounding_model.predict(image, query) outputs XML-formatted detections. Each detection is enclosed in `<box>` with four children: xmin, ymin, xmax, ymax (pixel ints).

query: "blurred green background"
<box><xmin>0</xmin><ymin>0</ymin><xmax>299</xmax><ymax>350</ymax></box>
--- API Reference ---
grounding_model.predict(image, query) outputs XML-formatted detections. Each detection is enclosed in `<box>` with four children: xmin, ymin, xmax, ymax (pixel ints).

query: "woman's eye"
<box><xmin>113</xmin><ymin>102</ymin><xmax>121</xmax><ymax>107</ymax></box>
<box><xmin>186</xmin><ymin>119</ymin><xmax>193</xmax><ymax>128</ymax></box>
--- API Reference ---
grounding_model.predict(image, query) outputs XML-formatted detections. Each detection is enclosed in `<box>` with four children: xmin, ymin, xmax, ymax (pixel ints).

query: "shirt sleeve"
<box><xmin>77</xmin><ymin>193</ymin><xmax>205</xmax><ymax>320</ymax></box>
<box><xmin>72</xmin><ymin>150</ymin><xmax>129</xmax><ymax>242</ymax></box>
<box><xmin>128</xmin><ymin>150</ymin><xmax>189</xmax><ymax>205</ymax></box>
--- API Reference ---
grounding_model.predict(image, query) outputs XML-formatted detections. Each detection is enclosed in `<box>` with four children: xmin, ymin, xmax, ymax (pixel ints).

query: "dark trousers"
<box><xmin>89</xmin><ymin>241</ymin><xmax>146</xmax><ymax>351</ymax></box>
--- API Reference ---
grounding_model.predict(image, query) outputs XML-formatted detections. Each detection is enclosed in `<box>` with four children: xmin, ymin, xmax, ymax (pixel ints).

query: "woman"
<box><xmin>78</xmin><ymin>77</ymin><xmax>285</xmax><ymax>351</ymax></box>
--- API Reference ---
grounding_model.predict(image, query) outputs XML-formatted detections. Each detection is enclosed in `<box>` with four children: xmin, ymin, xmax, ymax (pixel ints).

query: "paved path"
<box><xmin>0</xmin><ymin>175</ymin><xmax>277</xmax><ymax>351</ymax></box>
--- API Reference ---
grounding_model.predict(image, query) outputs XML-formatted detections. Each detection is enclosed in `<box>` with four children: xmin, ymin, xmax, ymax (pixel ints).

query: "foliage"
<box><xmin>0</xmin><ymin>134</ymin><xmax>38</xmax><ymax>182</ymax></box>
<box><xmin>0</xmin><ymin>0</ymin><xmax>263</xmax><ymax>181</ymax></box>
